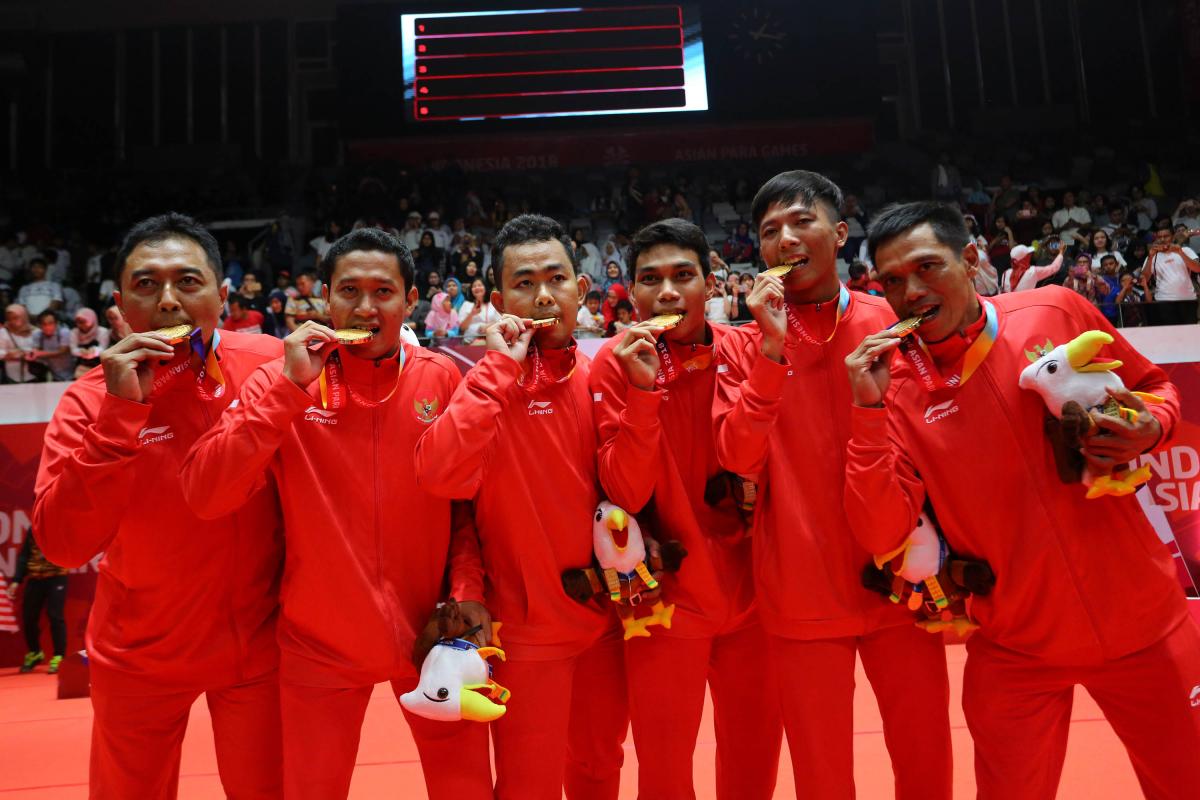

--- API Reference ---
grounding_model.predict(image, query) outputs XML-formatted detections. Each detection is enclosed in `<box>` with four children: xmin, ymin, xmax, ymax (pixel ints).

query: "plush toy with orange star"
<box><xmin>562</xmin><ymin>501</ymin><xmax>687</xmax><ymax>640</ymax></box>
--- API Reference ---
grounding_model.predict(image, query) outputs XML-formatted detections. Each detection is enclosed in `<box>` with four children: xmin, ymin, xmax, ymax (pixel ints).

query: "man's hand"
<box><xmin>484</xmin><ymin>314</ymin><xmax>534</xmax><ymax>364</ymax></box>
<box><xmin>746</xmin><ymin>273</ymin><xmax>787</xmax><ymax>361</ymax></box>
<box><xmin>613</xmin><ymin>324</ymin><xmax>664</xmax><ymax>391</ymax></box>
<box><xmin>457</xmin><ymin>600</ymin><xmax>493</xmax><ymax>647</ymax></box>
<box><xmin>100</xmin><ymin>332</ymin><xmax>177</xmax><ymax>403</ymax></box>
<box><xmin>282</xmin><ymin>321</ymin><xmax>338</xmax><ymax>388</ymax></box>
<box><xmin>1080</xmin><ymin>387</ymin><xmax>1163</xmax><ymax>473</ymax></box>
<box><xmin>845</xmin><ymin>330</ymin><xmax>902</xmax><ymax>407</ymax></box>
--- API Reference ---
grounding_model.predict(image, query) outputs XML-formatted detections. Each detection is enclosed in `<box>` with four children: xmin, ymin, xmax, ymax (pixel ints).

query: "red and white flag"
<box><xmin>0</xmin><ymin>574</ymin><xmax>18</xmax><ymax>633</ymax></box>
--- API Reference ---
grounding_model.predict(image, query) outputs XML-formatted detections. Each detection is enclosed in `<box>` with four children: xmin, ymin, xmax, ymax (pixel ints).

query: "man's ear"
<box><xmin>962</xmin><ymin>241</ymin><xmax>980</xmax><ymax>277</ymax></box>
<box><xmin>704</xmin><ymin>272</ymin><xmax>717</xmax><ymax>300</ymax></box>
<box><xmin>407</xmin><ymin>286</ymin><xmax>419</xmax><ymax>307</ymax></box>
<box><xmin>490</xmin><ymin>289</ymin><xmax>505</xmax><ymax>315</ymax></box>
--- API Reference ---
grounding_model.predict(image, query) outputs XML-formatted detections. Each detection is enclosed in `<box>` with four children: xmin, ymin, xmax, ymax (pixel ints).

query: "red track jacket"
<box><xmin>414</xmin><ymin>348</ymin><xmax>610</xmax><ymax>661</ymax></box>
<box><xmin>844</xmin><ymin>286</ymin><xmax>1185</xmax><ymax>664</ymax></box>
<box><xmin>181</xmin><ymin>343</ymin><xmax>483</xmax><ymax>687</ymax></box>
<box><xmin>34</xmin><ymin>330</ymin><xmax>284</xmax><ymax>693</ymax></box>
<box><xmin>589</xmin><ymin>326</ymin><xmax>756</xmax><ymax>638</ymax></box>
<box><xmin>713</xmin><ymin>291</ymin><xmax>914</xmax><ymax>639</ymax></box>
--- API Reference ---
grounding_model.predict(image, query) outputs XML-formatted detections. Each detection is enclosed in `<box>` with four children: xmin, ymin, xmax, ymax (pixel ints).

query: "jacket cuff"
<box><xmin>621</xmin><ymin>386</ymin><xmax>663</xmax><ymax>428</ymax></box>
<box><xmin>1144</xmin><ymin>404</ymin><xmax>1173</xmax><ymax>452</ymax></box>
<box><xmin>747</xmin><ymin>351</ymin><xmax>789</xmax><ymax>400</ymax></box>
<box><xmin>262</xmin><ymin>371</ymin><xmax>316</xmax><ymax>425</ymax></box>
<box><xmin>95</xmin><ymin>393</ymin><xmax>154</xmax><ymax>449</ymax></box>
<box><xmin>472</xmin><ymin>350</ymin><xmax>523</xmax><ymax>395</ymax></box>
<box><xmin>850</xmin><ymin>404</ymin><xmax>891</xmax><ymax>445</ymax></box>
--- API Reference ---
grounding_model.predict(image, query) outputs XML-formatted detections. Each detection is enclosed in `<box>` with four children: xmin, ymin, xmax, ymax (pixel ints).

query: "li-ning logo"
<box><xmin>414</xmin><ymin>397</ymin><xmax>440</xmax><ymax>424</ymax></box>
<box><xmin>923</xmin><ymin>399</ymin><xmax>960</xmax><ymax>424</ymax></box>
<box><xmin>303</xmin><ymin>406</ymin><xmax>338</xmax><ymax>425</ymax></box>
<box><xmin>1189</xmin><ymin>684</ymin><xmax>1200</xmax><ymax>709</ymax></box>
<box><xmin>528</xmin><ymin>399</ymin><xmax>554</xmax><ymax>416</ymax></box>
<box><xmin>137</xmin><ymin>425</ymin><xmax>175</xmax><ymax>446</ymax></box>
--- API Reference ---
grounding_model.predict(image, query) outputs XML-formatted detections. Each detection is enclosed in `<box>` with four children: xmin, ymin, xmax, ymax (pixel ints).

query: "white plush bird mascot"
<box><xmin>400</xmin><ymin>638</ymin><xmax>510</xmax><ymax>723</ymax></box>
<box><xmin>561</xmin><ymin>501</ymin><xmax>685</xmax><ymax>640</ymax></box>
<box><xmin>1018</xmin><ymin>330</ymin><xmax>1164</xmax><ymax>499</ymax></box>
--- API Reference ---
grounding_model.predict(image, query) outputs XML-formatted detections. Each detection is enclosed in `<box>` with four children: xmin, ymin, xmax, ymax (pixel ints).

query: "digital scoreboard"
<box><xmin>400</xmin><ymin>5</ymin><xmax>708</xmax><ymax>122</ymax></box>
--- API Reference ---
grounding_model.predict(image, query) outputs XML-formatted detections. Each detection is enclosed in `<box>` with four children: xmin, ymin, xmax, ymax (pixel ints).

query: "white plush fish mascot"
<box><xmin>1018</xmin><ymin>330</ymin><xmax>1164</xmax><ymax>498</ymax></box>
<box><xmin>399</xmin><ymin>639</ymin><xmax>510</xmax><ymax>722</ymax></box>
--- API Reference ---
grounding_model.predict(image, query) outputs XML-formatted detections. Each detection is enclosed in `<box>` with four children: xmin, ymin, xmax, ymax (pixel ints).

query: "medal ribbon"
<box><xmin>899</xmin><ymin>300</ymin><xmax>999</xmax><ymax>393</ymax></box>
<box><xmin>319</xmin><ymin>344</ymin><xmax>407</xmax><ymax>410</ymax></box>
<box><xmin>518</xmin><ymin>342</ymin><xmax>578</xmax><ymax>391</ymax></box>
<box><xmin>189</xmin><ymin>328</ymin><xmax>226</xmax><ymax>399</ymax></box>
<box><xmin>784</xmin><ymin>284</ymin><xmax>851</xmax><ymax>346</ymax></box>
<box><xmin>654</xmin><ymin>337</ymin><xmax>714</xmax><ymax>388</ymax></box>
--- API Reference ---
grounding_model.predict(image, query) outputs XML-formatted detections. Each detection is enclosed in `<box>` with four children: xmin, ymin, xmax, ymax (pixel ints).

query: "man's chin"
<box><xmin>537</xmin><ymin>327</ymin><xmax>576</xmax><ymax>348</ymax></box>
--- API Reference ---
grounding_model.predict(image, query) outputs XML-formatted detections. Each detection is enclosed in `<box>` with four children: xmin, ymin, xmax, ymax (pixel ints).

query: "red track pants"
<box><xmin>625</xmin><ymin>622</ymin><xmax>783</xmax><ymax>800</ymax></box>
<box><xmin>490</xmin><ymin>628</ymin><xmax>629</xmax><ymax>800</ymax></box>
<box><xmin>279</xmin><ymin>677</ymin><xmax>492</xmax><ymax>800</ymax></box>
<box><xmin>964</xmin><ymin>617</ymin><xmax>1200</xmax><ymax>799</ymax></box>
<box><xmin>89</xmin><ymin>670</ymin><xmax>282</xmax><ymax>799</ymax></box>
<box><xmin>767</xmin><ymin>624</ymin><xmax>953</xmax><ymax>800</ymax></box>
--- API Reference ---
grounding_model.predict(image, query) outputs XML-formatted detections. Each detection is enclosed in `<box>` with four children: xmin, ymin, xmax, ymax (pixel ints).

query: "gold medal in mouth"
<box><xmin>890</xmin><ymin>316</ymin><xmax>926</xmax><ymax>337</ymax></box>
<box><xmin>153</xmin><ymin>324</ymin><xmax>195</xmax><ymax>344</ymax></box>
<box><xmin>645</xmin><ymin>313</ymin><xmax>683</xmax><ymax>330</ymax></box>
<box><xmin>529</xmin><ymin>317</ymin><xmax>559</xmax><ymax>329</ymax></box>
<box><xmin>334</xmin><ymin>328</ymin><xmax>375</xmax><ymax>345</ymax></box>
<box><xmin>761</xmin><ymin>264</ymin><xmax>794</xmax><ymax>278</ymax></box>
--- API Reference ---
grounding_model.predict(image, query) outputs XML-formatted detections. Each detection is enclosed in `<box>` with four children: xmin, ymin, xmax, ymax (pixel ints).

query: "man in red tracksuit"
<box><xmin>713</xmin><ymin>172</ymin><xmax>953</xmax><ymax>800</ymax></box>
<box><xmin>414</xmin><ymin>214</ymin><xmax>627</xmax><ymax>800</ymax></box>
<box><xmin>843</xmin><ymin>201</ymin><xmax>1200</xmax><ymax>799</ymax></box>
<box><xmin>590</xmin><ymin>218</ymin><xmax>782</xmax><ymax>799</ymax></box>
<box><xmin>180</xmin><ymin>228</ymin><xmax>493</xmax><ymax>800</ymax></box>
<box><xmin>34</xmin><ymin>213</ymin><xmax>284</xmax><ymax>799</ymax></box>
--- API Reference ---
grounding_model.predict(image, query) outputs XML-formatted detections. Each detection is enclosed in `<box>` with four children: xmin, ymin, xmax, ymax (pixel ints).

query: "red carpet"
<box><xmin>0</xmin><ymin>644</ymin><xmax>1142</xmax><ymax>798</ymax></box>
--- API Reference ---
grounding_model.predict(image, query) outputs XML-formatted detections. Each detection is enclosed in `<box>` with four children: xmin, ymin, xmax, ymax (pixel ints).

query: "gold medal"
<box><xmin>530</xmin><ymin>317</ymin><xmax>559</xmax><ymax>329</ymax></box>
<box><xmin>761</xmin><ymin>263</ymin><xmax>794</xmax><ymax>278</ymax></box>
<box><xmin>890</xmin><ymin>316</ymin><xmax>925</xmax><ymax>337</ymax></box>
<box><xmin>153</xmin><ymin>324</ymin><xmax>195</xmax><ymax>344</ymax></box>
<box><xmin>645</xmin><ymin>313</ymin><xmax>683</xmax><ymax>330</ymax></box>
<box><xmin>334</xmin><ymin>328</ymin><xmax>375</xmax><ymax>345</ymax></box>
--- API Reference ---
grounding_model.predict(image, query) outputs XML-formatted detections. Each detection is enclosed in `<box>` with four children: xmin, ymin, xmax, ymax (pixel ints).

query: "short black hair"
<box><xmin>848</xmin><ymin>261</ymin><xmax>868</xmax><ymax>279</ymax></box>
<box><xmin>866</xmin><ymin>202</ymin><xmax>971</xmax><ymax>265</ymax></box>
<box><xmin>115</xmin><ymin>212</ymin><xmax>222</xmax><ymax>285</ymax></box>
<box><xmin>1100</xmin><ymin>254</ymin><xmax>1118</xmax><ymax>264</ymax></box>
<box><xmin>28</xmin><ymin>257</ymin><xmax>47</xmax><ymax>270</ymax></box>
<box><xmin>228</xmin><ymin>293</ymin><xmax>248</xmax><ymax>308</ymax></box>
<box><xmin>585</xmin><ymin>290</ymin><xmax>603</xmax><ymax>303</ymax></box>
<box><xmin>320</xmin><ymin>227</ymin><xmax>415</xmax><ymax>292</ymax></box>
<box><xmin>36</xmin><ymin>309</ymin><xmax>56</xmax><ymax>323</ymax></box>
<box><xmin>614</xmin><ymin>299</ymin><xmax>633</xmax><ymax>314</ymax></box>
<box><xmin>626</xmin><ymin>218</ymin><xmax>711</xmax><ymax>282</ymax></box>
<box><xmin>1154</xmin><ymin>221</ymin><xmax>1173</xmax><ymax>233</ymax></box>
<box><xmin>491</xmin><ymin>214</ymin><xmax>579</xmax><ymax>284</ymax></box>
<box><xmin>751</xmin><ymin>170</ymin><xmax>845</xmax><ymax>230</ymax></box>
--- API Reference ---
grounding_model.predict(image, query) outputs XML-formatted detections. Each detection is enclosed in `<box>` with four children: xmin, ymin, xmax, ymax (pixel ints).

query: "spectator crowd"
<box><xmin>2</xmin><ymin>145</ymin><xmax>1198</xmax><ymax>384</ymax></box>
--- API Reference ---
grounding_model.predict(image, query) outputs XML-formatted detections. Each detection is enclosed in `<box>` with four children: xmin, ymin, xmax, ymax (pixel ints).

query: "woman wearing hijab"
<box><xmin>600</xmin><ymin>283</ymin><xmax>630</xmax><ymax>329</ymax></box>
<box><xmin>69</xmin><ymin>308</ymin><xmax>111</xmax><ymax>378</ymax></box>
<box><xmin>442</xmin><ymin>276</ymin><xmax>467</xmax><ymax>313</ymax></box>
<box><xmin>264</xmin><ymin>289</ymin><xmax>290</xmax><ymax>338</ymax></box>
<box><xmin>423</xmin><ymin>291</ymin><xmax>460</xmax><ymax>339</ymax></box>
<box><xmin>600</xmin><ymin>261</ymin><xmax>625</xmax><ymax>293</ymax></box>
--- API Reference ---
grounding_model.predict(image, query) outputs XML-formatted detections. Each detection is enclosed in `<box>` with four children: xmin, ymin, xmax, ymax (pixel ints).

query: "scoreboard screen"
<box><xmin>400</xmin><ymin>5</ymin><xmax>708</xmax><ymax>122</ymax></box>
